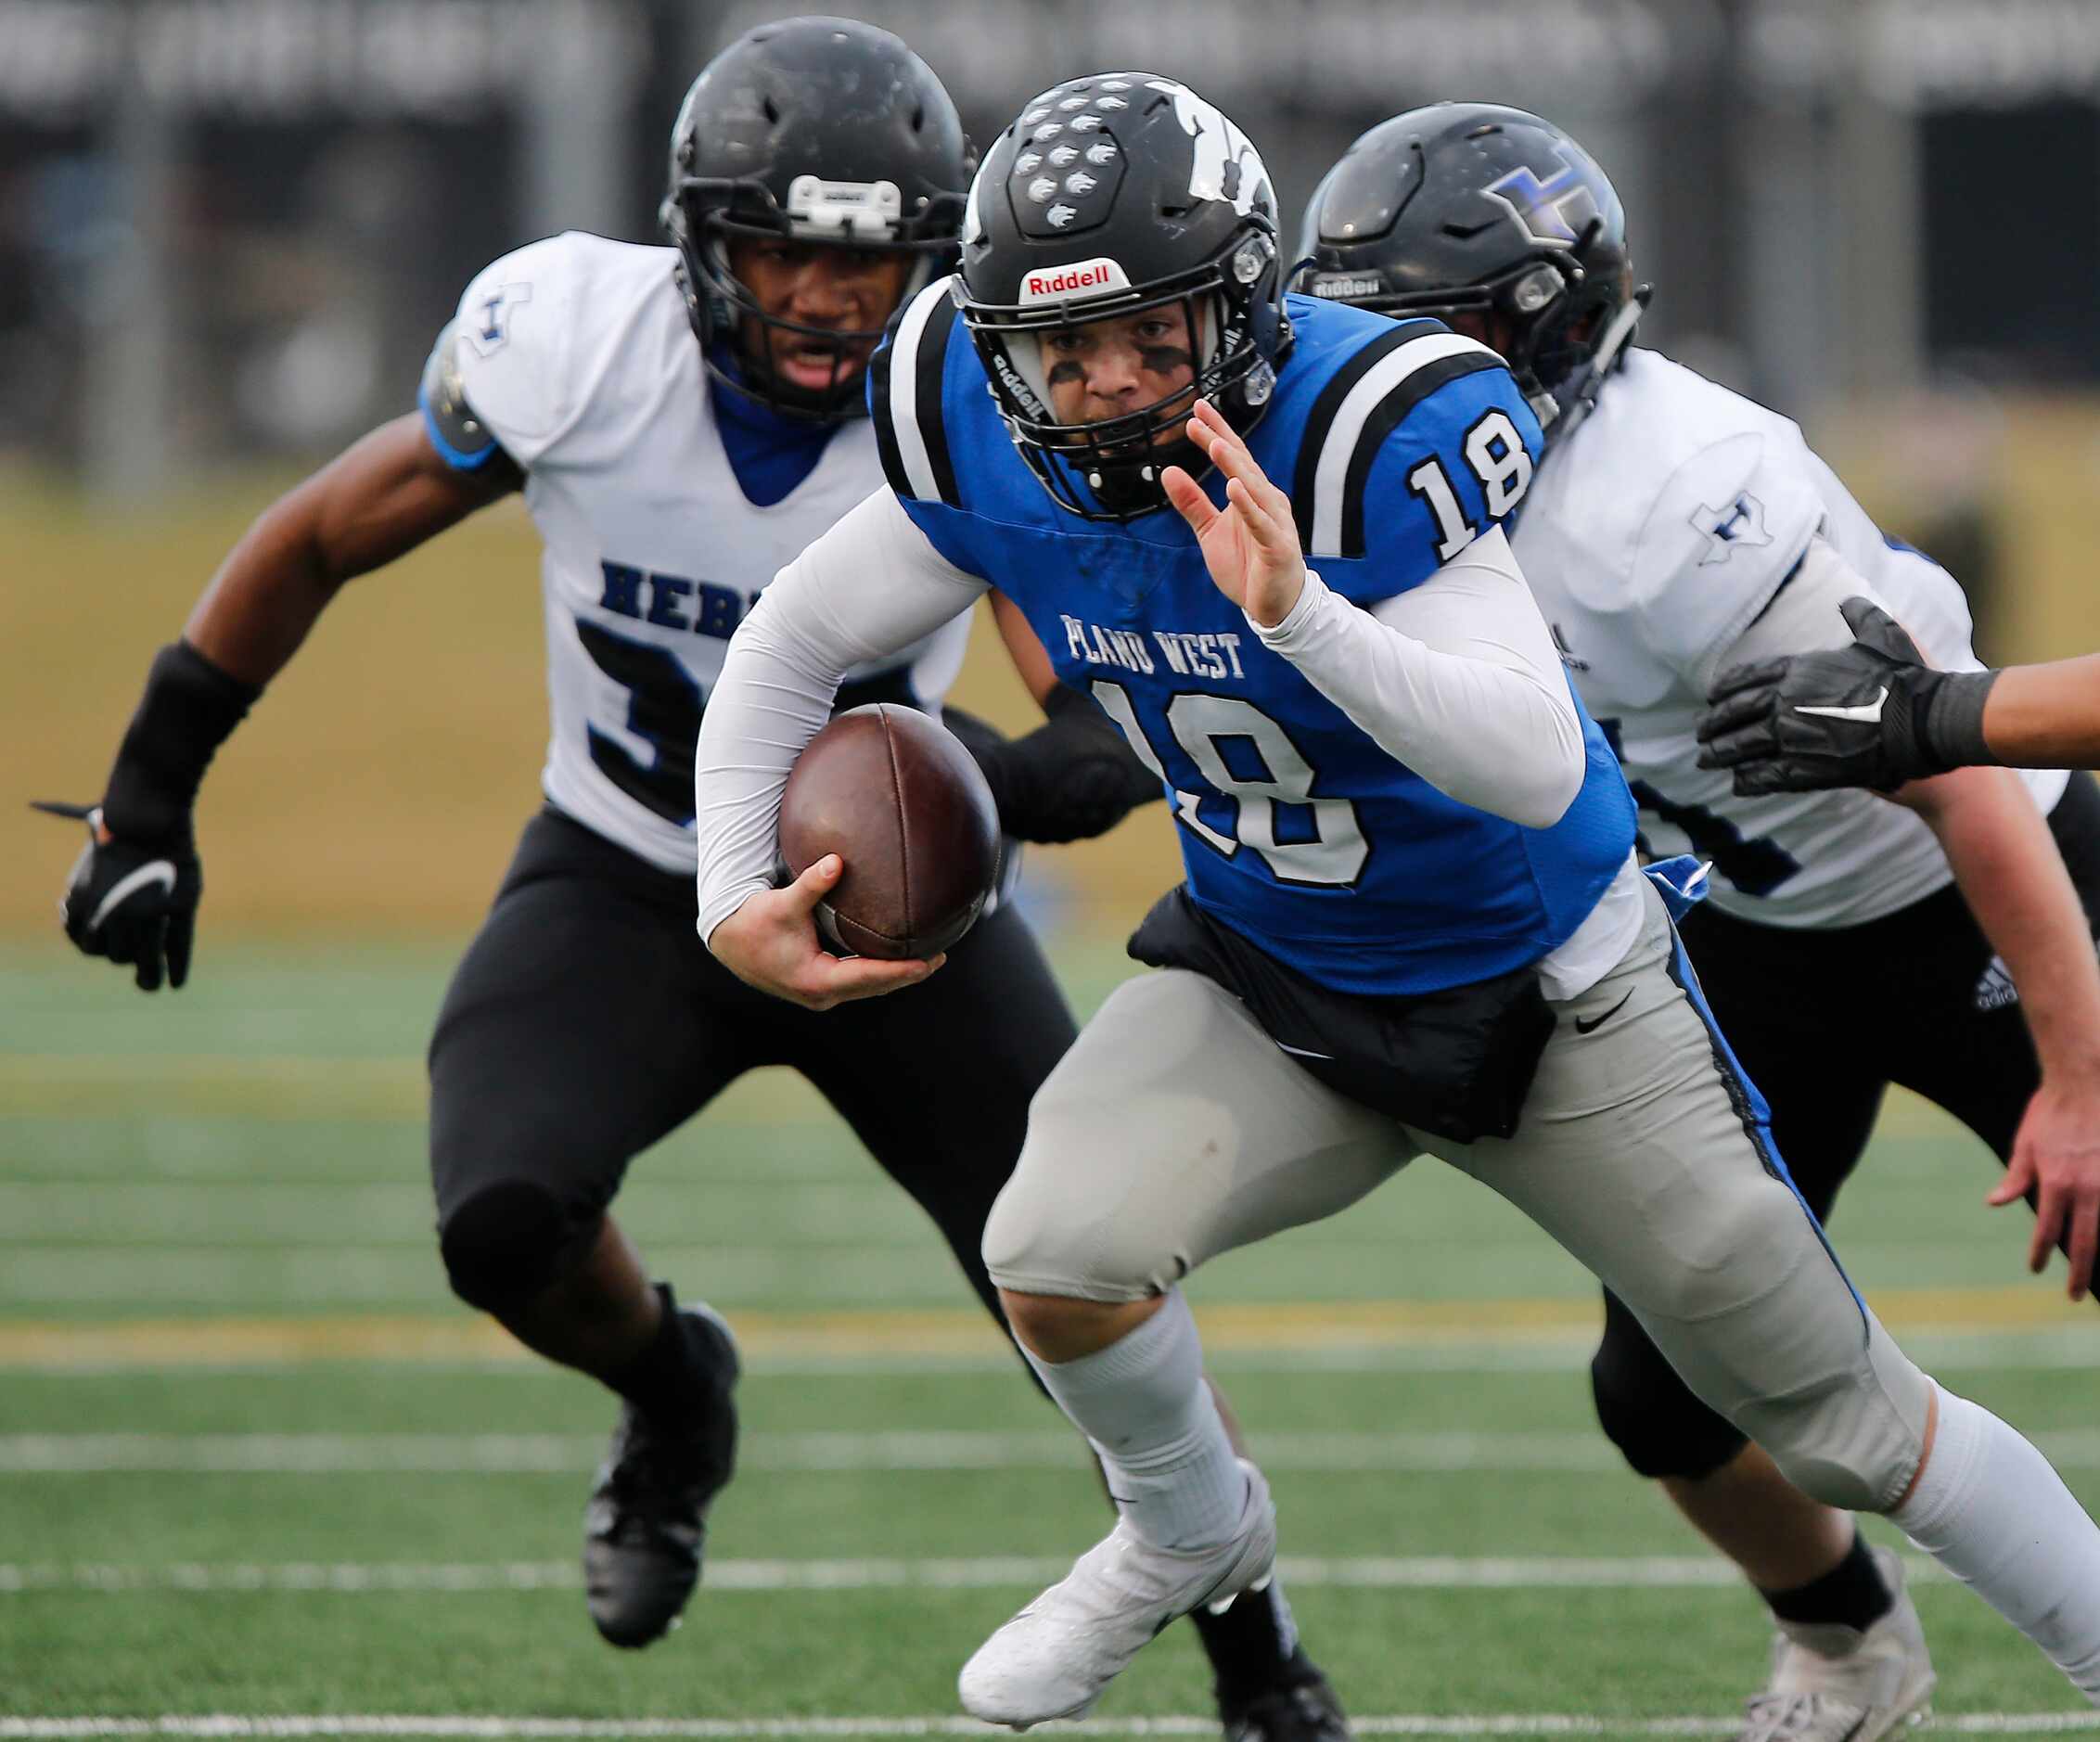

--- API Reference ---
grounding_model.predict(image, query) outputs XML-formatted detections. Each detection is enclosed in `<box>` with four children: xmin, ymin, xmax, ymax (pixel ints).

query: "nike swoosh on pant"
<box><xmin>1275</xmin><ymin>1042</ymin><xmax>1337</xmax><ymax>1061</ymax></box>
<box><xmin>1794</xmin><ymin>686</ymin><xmax>1889</xmax><ymax>724</ymax></box>
<box><xmin>1573</xmin><ymin>990</ymin><xmax>1634</xmax><ymax>1035</ymax></box>
<box><xmin>88</xmin><ymin>861</ymin><xmax>177</xmax><ymax>933</ymax></box>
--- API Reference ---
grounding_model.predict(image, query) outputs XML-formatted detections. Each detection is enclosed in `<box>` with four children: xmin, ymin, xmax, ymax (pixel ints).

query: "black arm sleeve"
<box><xmin>100</xmin><ymin>640</ymin><xmax>262</xmax><ymax>841</ymax></box>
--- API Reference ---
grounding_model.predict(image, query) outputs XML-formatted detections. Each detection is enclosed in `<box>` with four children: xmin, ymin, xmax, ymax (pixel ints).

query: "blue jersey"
<box><xmin>870</xmin><ymin>283</ymin><xmax>1636</xmax><ymax>996</ymax></box>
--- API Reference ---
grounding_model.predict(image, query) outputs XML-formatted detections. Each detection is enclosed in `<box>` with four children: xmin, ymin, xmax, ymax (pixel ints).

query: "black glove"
<box><xmin>37</xmin><ymin>639</ymin><xmax>258</xmax><ymax>992</ymax></box>
<box><xmin>1697</xmin><ymin>596</ymin><xmax>1999</xmax><ymax>797</ymax></box>
<box><xmin>32</xmin><ymin>801</ymin><xmax>203</xmax><ymax>992</ymax></box>
<box><xmin>946</xmin><ymin>685</ymin><xmax>1163</xmax><ymax>844</ymax></box>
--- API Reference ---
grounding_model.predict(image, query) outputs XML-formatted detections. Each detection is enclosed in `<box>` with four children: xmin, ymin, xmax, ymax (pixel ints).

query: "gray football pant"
<box><xmin>983</xmin><ymin>880</ymin><xmax>1934</xmax><ymax>1515</ymax></box>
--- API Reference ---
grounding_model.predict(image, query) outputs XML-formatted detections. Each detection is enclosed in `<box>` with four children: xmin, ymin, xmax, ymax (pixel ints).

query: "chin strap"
<box><xmin>1540</xmin><ymin>286</ymin><xmax>1649</xmax><ymax>444</ymax></box>
<box><xmin>1084</xmin><ymin>435</ymin><xmax>1207</xmax><ymax>518</ymax></box>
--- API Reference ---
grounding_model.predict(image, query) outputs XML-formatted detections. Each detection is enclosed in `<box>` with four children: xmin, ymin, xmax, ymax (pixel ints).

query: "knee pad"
<box><xmin>1735</xmin><ymin>1328</ymin><xmax>1934</xmax><ymax>1514</ymax></box>
<box><xmin>1590</xmin><ymin>1310</ymin><xmax>1750</xmax><ymax>1481</ymax></box>
<box><xmin>981</xmin><ymin>1170</ymin><xmax>1172</xmax><ymax>1303</ymax></box>
<box><xmin>438</xmin><ymin>1181</ymin><xmax>584</xmax><ymax>1313</ymax></box>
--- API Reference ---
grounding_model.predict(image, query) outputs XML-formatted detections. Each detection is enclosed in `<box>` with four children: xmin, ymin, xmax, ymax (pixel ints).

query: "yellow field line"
<box><xmin>0</xmin><ymin>1285</ymin><xmax>2084</xmax><ymax>1369</ymax></box>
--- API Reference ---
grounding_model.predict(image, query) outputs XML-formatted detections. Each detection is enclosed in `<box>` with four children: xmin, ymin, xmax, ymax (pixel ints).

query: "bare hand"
<box><xmin>707</xmin><ymin>854</ymin><xmax>943</xmax><ymax>1011</ymax></box>
<box><xmin>1163</xmin><ymin>399</ymin><xmax>1307</xmax><ymax>629</ymax></box>
<box><xmin>1992</xmin><ymin>1076</ymin><xmax>2100</xmax><ymax>1300</ymax></box>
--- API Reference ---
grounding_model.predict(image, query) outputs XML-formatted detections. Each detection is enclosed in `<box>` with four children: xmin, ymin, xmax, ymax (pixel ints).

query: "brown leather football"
<box><xmin>778</xmin><ymin>704</ymin><xmax>1002</xmax><ymax>961</ymax></box>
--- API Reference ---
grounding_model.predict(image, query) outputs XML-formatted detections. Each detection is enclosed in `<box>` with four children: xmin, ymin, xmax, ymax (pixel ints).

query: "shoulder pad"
<box><xmin>419</xmin><ymin>324</ymin><xmax>518</xmax><ymax>475</ymax></box>
<box><xmin>869</xmin><ymin>276</ymin><xmax>964</xmax><ymax>508</ymax></box>
<box><xmin>437</xmin><ymin>233</ymin><xmax>614</xmax><ymax>468</ymax></box>
<box><xmin>1290</xmin><ymin>320</ymin><xmax>1505</xmax><ymax>561</ymax></box>
<box><xmin>1625</xmin><ymin>430</ymin><xmax>1824</xmax><ymax>671</ymax></box>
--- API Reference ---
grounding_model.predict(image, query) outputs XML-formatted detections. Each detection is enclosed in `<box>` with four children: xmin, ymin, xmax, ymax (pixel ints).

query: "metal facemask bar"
<box><xmin>967</xmin><ymin>232</ymin><xmax>1276</xmax><ymax>520</ymax></box>
<box><xmin>1536</xmin><ymin>286</ymin><xmax>1649</xmax><ymax>448</ymax></box>
<box><xmin>1334</xmin><ymin>255</ymin><xmax>1579</xmax><ymax>426</ymax></box>
<box><xmin>1001</xmin><ymin>287</ymin><xmax>1224</xmax><ymax>520</ymax></box>
<box><xmin>673</xmin><ymin>174</ymin><xmax>956</xmax><ymax>423</ymax></box>
<box><xmin>1010</xmin><ymin>288</ymin><xmax>1220</xmax><ymax>442</ymax></box>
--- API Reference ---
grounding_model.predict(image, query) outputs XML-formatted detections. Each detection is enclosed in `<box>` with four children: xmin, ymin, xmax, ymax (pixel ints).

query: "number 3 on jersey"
<box><xmin>1091</xmin><ymin>681</ymin><xmax>1367</xmax><ymax>886</ymax></box>
<box><xmin>574</xmin><ymin>620</ymin><xmax>703</xmax><ymax>826</ymax></box>
<box><xmin>1407</xmin><ymin>409</ymin><xmax>1533</xmax><ymax>562</ymax></box>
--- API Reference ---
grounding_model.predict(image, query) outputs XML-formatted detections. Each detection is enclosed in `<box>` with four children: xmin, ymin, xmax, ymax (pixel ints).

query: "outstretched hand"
<box><xmin>1163</xmin><ymin>399</ymin><xmax>1307</xmax><ymax>629</ymax></box>
<box><xmin>706</xmin><ymin>853</ymin><xmax>942</xmax><ymax>1011</ymax></box>
<box><xmin>1697</xmin><ymin>597</ymin><xmax>1944</xmax><ymax>796</ymax></box>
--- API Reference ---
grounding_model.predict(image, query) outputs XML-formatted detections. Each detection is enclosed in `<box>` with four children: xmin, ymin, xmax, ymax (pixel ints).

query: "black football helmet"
<box><xmin>660</xmin><ymin>16</ymin><xmax>973</xmax><ymax>422</ymax></box>
<box><xmin>955</xmin><ymin>74</ymin><xmax>1291</xmax><ymax>520</ymax></box>
<box><xmin>1294</xmin><ymin>103</ymin><xmax>1648</xmax><ymax>442</ymax></box>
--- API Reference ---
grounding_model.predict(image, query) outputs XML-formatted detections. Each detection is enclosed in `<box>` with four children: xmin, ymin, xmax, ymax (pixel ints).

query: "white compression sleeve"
<box><xmin>1018</xmin><ymin>1289</ymin><xmax>1248</xmax><ymax>1552</ymax></box>
<box><xmin>1890</xmin><ymin>1385</ymin><xmax>2100</xmax><ymax>1698</ymax></box>
<box><xmin>694</xmin><ymin>487</ymin><xmax>989</xmax><ymax>943</ymax></box>
<box><xmin>1247</xmin><ymin>527</ymin><xmax>1587</xmax><ymax>828</ymax></box>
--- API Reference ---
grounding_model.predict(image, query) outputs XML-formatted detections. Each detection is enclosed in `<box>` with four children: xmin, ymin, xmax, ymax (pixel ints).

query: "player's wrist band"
<box><xmin>1916</xmin><ymin>668</ymin><xmax>2002</xmax><ymax>774</ymax></box>
<box><xmin>101</xmin><ymin>640</ymin><xmax>262</xmax><ymax>840</ymax></box>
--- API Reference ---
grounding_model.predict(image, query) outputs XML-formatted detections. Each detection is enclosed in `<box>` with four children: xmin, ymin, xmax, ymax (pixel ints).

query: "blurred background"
<box><xmin>5</xmin><ymin>0</ymin><xmax>2100</xmax><ymax>941</ymax></box>
<box><xmin>8</xmin><ymin>2</ymin><xmax>2100</xmax><ymax>1727</ymax></box>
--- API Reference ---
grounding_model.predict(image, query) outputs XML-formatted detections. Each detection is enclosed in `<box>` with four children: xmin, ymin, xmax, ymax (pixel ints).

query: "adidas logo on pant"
<box><xmin>1974</xmin><ymin>955</ymin><xmax>2019</xmax><ymax>1012</ymax></box>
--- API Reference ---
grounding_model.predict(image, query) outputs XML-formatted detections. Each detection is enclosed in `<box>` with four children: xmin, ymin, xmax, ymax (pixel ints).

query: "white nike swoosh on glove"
<box><xmin>1794</xmin><ymin>686</ymin><xmax>1889</xmax><ymax>724</ymax></box>
<box><xmin>88</xmin><ymin>861</ymin><xmax>177</xmax><ymax>933</ymax></box>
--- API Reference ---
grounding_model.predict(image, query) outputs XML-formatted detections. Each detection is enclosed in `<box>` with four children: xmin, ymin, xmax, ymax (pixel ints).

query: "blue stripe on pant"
<box><xmin>1663</xmin><ymin>925</ymin><xmax>1868</xmax><ymax>1329</ymax></box>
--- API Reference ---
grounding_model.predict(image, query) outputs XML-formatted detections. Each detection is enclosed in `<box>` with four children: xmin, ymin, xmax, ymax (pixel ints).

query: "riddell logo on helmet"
<box><xmin>991</xmin><ymin>353</ymin><xmax>1047</xmax><ymax>418</ymax></box>
<box><xmin>1309</xmin><ymin>274</ymin><xmax>1382</xmax><ymax>300</ymax></box>
<box><xmin>1019</xmin><ymin>258</ymin><xmax>1131</xmax><ymax>302</ymax></box>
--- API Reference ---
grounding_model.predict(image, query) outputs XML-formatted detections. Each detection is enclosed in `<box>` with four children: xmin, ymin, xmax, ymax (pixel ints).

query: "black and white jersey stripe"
<box><xmin>870</xmin><ymin>276</ymin><xmax>964</xmax><ymax>509</ymax></box>
<box><xmin>1290</xmin><ymin>320</ymin><xmax>1505</xmax><ymax>560</ymax></box>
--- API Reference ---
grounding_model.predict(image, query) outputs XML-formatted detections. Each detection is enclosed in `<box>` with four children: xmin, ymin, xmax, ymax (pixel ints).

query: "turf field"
<box><xmin>6</xmin><ymin>937</ymin><xmax>2100</xmax><ymax>1738</ymax></box>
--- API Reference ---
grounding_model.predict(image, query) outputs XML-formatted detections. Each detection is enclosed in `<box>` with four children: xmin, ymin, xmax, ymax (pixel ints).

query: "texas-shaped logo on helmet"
<box><xmin>1482</xmin><ymin>157</ymin><xmax>1601</xmax><ymax>250</ymax></box>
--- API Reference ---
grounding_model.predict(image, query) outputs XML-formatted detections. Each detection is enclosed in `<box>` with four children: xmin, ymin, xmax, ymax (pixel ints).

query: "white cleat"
<box><xmin>958</xmin><ymin>1459</ymin><xmax>1277</xmax><ymax>1730</ymax></box>
<box><xmin>1736</xmin><ymin>1546</ymin><xmax>1936</xmax><ymax>1742</ymax></box>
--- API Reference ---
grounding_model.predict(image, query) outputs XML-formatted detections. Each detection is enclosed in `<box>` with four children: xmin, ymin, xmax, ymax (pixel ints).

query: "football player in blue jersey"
<box><xmin>37</xmin><ymin>32</ymin><xmax>1356</xmax><ymax>1740</ymax></box>
<box><xmin>694</xmin><ymin>74</ymin><xmax>2100</xmax><ymax>1727</ymax></box>
<box><xmin>1300</xmin><ymin>103</ymin><xmax>2100</xmax><ymax>1740</ymax></box>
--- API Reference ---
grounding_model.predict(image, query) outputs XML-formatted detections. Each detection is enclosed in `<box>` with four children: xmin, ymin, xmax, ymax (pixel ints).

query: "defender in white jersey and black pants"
<box><xmin>39</xmin><ymin>25</ymin><xmax>1350</xmax><ymax>1740</ymax></box>
<box><xmin>1303</xmin><ymin>105</ymin><xmax>2100</xmax><ymax>1742</ymax></box>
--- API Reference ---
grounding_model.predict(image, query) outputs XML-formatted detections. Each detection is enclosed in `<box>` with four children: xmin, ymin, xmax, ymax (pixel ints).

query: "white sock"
<box><xmin>1891</xmin><ymin>1385</ymin><xmax>2100</xmax><ymax>1700</ymax></box>
<box><xmin>1019</xmin><ymin>1289</ymin><xmax>1248</xmax><ymax>1551</ymax></box>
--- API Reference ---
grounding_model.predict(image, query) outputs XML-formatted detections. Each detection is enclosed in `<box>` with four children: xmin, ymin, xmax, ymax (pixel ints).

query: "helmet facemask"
<box><xmin>965</xmin><ymin>226</ymin><xmax>1283</xmax><ymax>520</ymax></box>
<box><xmin>1334</xmin><ymin>237</ymin><xmax>1625</xmax><ymax>433</ymax></box>
<box><xmin>664</xmin><ymin>172</ymin><xmax>965</xmax><ymax>424</ymax></box>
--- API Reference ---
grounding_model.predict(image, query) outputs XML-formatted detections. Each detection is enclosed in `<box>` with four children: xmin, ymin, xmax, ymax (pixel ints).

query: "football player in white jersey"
<box><xmin>1300</xmin><ymin>104</ymin><xmax>2100</xmax><ymax>1740</ymax></box>
<box><xmin>37</xmin><ymin>23</ymin><xmax>1352</xmax><ymax>1738</ymax></box>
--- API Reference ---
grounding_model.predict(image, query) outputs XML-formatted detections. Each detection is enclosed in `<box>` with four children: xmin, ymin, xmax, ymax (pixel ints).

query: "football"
<box><xmin>778</xmin><ymin>703</ymin><xmax>1003</xmax><ymax>961</ymax></box>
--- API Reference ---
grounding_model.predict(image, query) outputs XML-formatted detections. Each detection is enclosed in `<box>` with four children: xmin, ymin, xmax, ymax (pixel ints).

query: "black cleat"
<box><xmin>1220</xmin><ymin>1664</ymin><xmax>1352</xmax><ymax>1742</ymax></box>
<box><xmin>583</xmin><ymin>1303</ymin><xmax>739</xmax><ymax>1648</ymax></box>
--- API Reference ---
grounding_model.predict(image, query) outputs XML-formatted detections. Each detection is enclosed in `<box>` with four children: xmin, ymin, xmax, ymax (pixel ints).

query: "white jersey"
<box><xmin>436</xmin><ymin>231</ymin><xmax>970</xmax><ymax>874</ymax></box>
<box><xmin>1509</xmin><ymin>348</ymin><xmax>2066</xmax><ymax>929</ymax></box>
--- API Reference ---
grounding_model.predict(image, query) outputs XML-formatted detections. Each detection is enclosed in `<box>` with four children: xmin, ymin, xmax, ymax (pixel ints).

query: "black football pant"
<box><xmin>1593</xmin><ymin>773</ymin><xmax>2100</xmax><ymax>1480</ymax></box>
<box><xmin>428</xmin><ymin>806</ymin><xmax>1076</xmax><ymax>1329</ymax></box>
